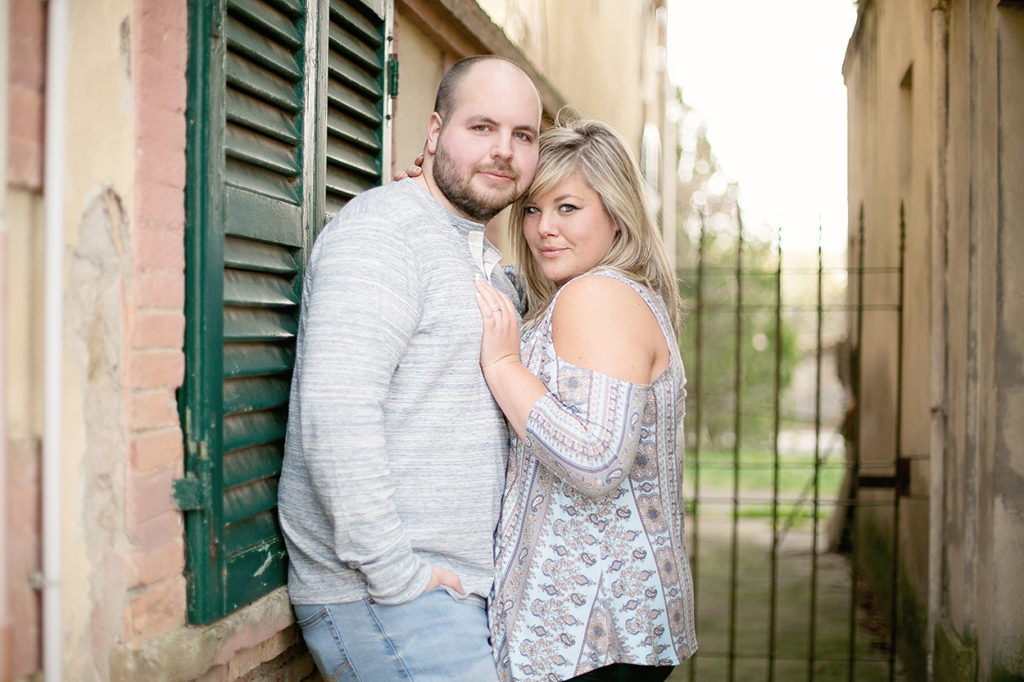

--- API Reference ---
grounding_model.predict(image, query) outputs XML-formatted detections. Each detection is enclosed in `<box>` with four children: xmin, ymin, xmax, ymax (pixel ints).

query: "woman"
<box><xmin>474</xmin><ymin>111</ymin><xmax>697</xmax><ymax>682</ymax></box>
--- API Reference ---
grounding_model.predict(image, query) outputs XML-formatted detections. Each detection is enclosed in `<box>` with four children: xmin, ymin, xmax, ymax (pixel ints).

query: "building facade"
<box><xmin>1</xmin><ymin>0</ymin><xmax>671</xmax><ymax>679</ymax></box>
<box><xmin>843</xmin><ymin>0</ymin><xmax>1024</xmax><ymax>679</ymax></box>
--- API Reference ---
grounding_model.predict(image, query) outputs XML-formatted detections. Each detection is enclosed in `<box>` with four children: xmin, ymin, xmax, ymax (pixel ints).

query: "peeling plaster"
<box><xmin>65</xmin><ymin>183</ymin><xmax>131</xmax><ymax>680</ymax></box>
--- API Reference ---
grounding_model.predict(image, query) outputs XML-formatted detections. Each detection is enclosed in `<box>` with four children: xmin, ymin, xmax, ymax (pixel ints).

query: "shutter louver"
<box><xmin>325</xmin><ymin>0</ymin><xmax>386</xmax><ymax>218</ymax></box>
<box><xmin>217</xmin><ymin>0</ymin><xmax>305</xmax><ymax>613</ymax></box>
<box><xmin>183</xmin><ymin>0</ymin><xmax>389</xmax><ymax>624</ymax></box>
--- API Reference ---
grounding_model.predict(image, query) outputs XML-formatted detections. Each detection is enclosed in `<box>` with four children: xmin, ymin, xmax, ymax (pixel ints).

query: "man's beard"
<box><xmin>432</xmin><ymin>144</ymin><xmax>522</xmax><ymax>223</ymax></box>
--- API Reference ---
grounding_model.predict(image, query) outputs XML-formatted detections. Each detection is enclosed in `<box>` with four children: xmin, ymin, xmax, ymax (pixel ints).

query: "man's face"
<box><xmin>428</xmin><ymin>63</ymin><xmax>541</xmax><ymax>223</ymax></box>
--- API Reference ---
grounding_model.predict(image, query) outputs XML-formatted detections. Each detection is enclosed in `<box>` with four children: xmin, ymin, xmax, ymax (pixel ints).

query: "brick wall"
<box><xmin>124</xmin><ymin>0</ymin><xmax>188</xmax><ymax>645</ymax></box>
<box><xmin>7</xmin><ymin>0</ymin><xmax>44</xmax><ymax>191</ymax></box>
<box><xmin>6</xmin><ymin>0</ymin><xmax>46</xmax><ymax>678</ymax></box>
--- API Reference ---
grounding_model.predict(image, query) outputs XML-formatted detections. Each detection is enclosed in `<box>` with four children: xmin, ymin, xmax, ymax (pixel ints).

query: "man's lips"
<box><xmin>478</xmin><ymin>167</ymin><xmax>515</xmax><ymax>183</ymax></box>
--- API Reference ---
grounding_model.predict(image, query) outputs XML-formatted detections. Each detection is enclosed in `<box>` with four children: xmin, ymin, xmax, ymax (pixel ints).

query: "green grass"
<box><xmin>664</xmin><ymin>446</ymin><xmax>907</xmax><ymax>681</ymax></box>
<box><xmin>682</xmin><ymin>447</ymin><xmax>846</xmax><ymax>521</ymax></box>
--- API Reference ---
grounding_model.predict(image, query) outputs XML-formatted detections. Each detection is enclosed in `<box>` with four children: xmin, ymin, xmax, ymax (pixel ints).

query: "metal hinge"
<box><xmin>857</xmin><ymin>457</ymin><xmax>911</xmax><ymax>497</ymax></box>
<box><xmin>173</xmin><ymin>441</ymin><xmax>212</xmax><ymax>510</ymax></box>
<box><xmin>172</xmin><ymin>474</ymin><xmax>209</xmax><ymax>510</ymax></box>
<box><xmin>387</xmin><ymin>53</ymin><xmax>399</xmax><ymax>98</ymax></box>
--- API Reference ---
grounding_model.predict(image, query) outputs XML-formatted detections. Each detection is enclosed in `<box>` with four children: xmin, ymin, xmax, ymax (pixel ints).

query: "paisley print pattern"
<box><xmin>490</xmin><ymin>270</ymin><xmax>697</xmax><ymax>682</ymax></box>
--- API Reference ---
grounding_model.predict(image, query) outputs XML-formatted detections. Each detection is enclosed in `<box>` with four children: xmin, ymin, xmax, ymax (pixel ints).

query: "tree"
<box><xmin>671</xmin><ymin>89</ymin><xmax>799</xmax><ymax>451</ymax></box>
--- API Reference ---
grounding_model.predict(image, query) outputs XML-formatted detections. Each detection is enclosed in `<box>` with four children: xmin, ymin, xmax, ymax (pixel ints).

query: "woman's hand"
<box><xmin>392</xmin><ymin>153</ymin><xmax>425</xmax><ymax>181</ymax></box>
<box><xmin>475</xmin><ymin>278</ymin><xmax>521</xmax><ymax>371</ymax></box>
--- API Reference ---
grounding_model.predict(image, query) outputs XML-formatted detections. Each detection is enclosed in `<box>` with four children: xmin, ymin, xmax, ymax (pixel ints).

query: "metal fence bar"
<box><xmin>767</xmin><ymin>227</ymin><xmax>783</xmax><ymax>682</ymax></box>
<box><xmin>726</xmin><ymin>210</ymin><xmax>746</xmax><ymax>682</ymax></box>
<box><xmin>687</xmin><ymin>210</ymin><xmax>707</xmax><ymax>681</ymax></box>
<box><xmin>889</xmin><ymin>204</ymin><xmax>908</xmax><ymax>680</ymax></box>
<box><xmin>848</xmin><ymin>206</ymin><xmax>866</xmax><ymax>681</ymax></box>
<box><xmin>808</xmin><ymin>223</ymin><xmax>826</xmax><ymax>680</ymax></box>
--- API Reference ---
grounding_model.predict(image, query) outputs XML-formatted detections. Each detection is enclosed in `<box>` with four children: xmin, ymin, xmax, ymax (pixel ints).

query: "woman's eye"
<box><xmin>559</xmin><ymin>204</ymin><xmax>579</xmax><ymax>214</ymax></box>
<box><xmin>524</xmin><ymin>206</ymin><xmax>540</xmax><ymax>215</ymax></box>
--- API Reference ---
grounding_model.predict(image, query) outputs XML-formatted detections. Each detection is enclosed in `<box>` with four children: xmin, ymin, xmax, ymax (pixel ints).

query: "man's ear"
<box><xmin>425</xmin><ymin>112</ymin><xmax>443</xmax><ymax>154</ymax></box>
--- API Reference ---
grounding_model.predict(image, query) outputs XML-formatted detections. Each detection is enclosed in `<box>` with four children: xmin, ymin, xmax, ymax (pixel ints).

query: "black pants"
<box><xmin>566</xmin><ymin>663</ymin><xmax>675</xmax><ymax>682</ymax></box>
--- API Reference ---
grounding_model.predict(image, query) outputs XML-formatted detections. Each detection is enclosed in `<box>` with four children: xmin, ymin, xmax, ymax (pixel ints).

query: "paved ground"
<box><xmin>667</xmin><ymin>513</ymin><xmax>906</xmax><ymax>682</ymax></box>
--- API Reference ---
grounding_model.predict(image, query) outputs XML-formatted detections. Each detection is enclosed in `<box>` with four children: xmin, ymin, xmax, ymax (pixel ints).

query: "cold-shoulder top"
<box><xmin>489</xmin><ymin>269</ymin><xmax>698</xmax><ymax>682</ymax></box>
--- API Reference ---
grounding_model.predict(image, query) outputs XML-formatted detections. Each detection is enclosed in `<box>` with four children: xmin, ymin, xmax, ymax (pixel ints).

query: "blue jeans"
<box><xmin>293</xmin><ymin>589</ymin><xmax>499</xmax><ymax>682</ymax></box>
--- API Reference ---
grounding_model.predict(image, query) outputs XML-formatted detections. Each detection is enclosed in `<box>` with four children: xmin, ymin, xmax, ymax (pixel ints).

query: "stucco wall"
<box><xmin>475</xmin><ymin>0</ymin><xmax>657</xmax><ymax>149</ymax></box>
<box><xmin>842</xmin><ymin>5</ymin><xmax>932</xmax><ymax>673</ymax></box>
<box><xmin>392</xmin><ymin>8</ymin><xmax>445</xmax><ymax>178</ymax></box>
<box><xmin>844</xmin><ymin>0</ymin><xmax>1024</xmax><ymax>678</ymax></box>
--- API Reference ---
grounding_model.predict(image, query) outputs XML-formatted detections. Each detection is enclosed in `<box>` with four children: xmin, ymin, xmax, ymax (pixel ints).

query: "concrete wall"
<box><xmin>844</xmin><ymin>0</ymin><xmax>1024</xmax><ymax>678</ymax></box>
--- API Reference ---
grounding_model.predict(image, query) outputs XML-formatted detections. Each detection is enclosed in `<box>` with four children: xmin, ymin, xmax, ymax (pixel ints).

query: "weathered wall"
<box><xmin>475</xmin><ymin>0</ymin><xmax>657</xmax><ymax>148</ymax></box>
<box><xmin>991</xmin><ymin>11</ymin><xmax>1024</xmax><ymax>680</ymax></box>
<box><xmin>842</xmin><ymin>2</ymin><xmax>933</xmax><ymax>675</ymax></box>
<box><xmin>844</xmin><ymin>0</ymin><xmax>1024</xmax><ymax>678</ymax></box>
<box><xmin>5</xmin><ymin>1</ymin><xmax>667</xmax><ymax>679</ymax></box>
<box><xmin>5</xmin><ymin>0</ymin><xmax>46</xmax><ymax>677</ymax></box>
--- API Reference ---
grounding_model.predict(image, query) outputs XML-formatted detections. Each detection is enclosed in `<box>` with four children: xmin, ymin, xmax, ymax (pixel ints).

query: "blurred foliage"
<box><xmin>671</xmin><ymin>88</ymin><xmax>801</xmax><ymax>450</ymax></box>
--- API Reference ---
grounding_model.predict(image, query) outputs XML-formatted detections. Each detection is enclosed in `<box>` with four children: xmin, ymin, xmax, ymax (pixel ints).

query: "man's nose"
<box><xmin>491</xmin><ymin>133</ymin><xmax>513</xmax><ymax>160</ymax></box>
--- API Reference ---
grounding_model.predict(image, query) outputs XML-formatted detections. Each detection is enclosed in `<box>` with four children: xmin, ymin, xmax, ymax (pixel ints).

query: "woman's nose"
<box><xmin>536</xmin><ymin>212</ymin><xmax>557</xmax><ymax>236</ymax></box>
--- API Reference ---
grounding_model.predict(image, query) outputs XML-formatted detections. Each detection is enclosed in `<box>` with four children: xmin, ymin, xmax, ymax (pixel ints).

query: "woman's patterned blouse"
<box><xmin>489</xmin><ymin>270</ymin><xmax>697</xmax><ymax>682</ymax></box>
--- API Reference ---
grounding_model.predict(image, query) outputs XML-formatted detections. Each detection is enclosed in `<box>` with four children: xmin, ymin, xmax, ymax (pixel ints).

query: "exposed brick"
<box><xmin>137</xmin><ymin>0</ymin><xmax>188</xmax><ymax>37</ymax></box>
<box><xmin>8</xmin><ymin>437</ymin><xmax>41</xmax><ymax>574</ymax></box>
<box><xmin>9</xmin><ymin>84</ymin><xmax>44</xmax><ymax>141</ymax></box>
<box><xmin>131</xmin><ymin>310</ymin><xmax>185</xmax><ymax>350</ymax></box>
<box><xmin>136</xmin><ymin>101</ymin><xmax>187</xmax><ymax>150</ymax></box>
<box><xmin>136</xmin><ymin>269</ymin><xmax>185</xmax><ymax>309</ymax></box>
<box><xmin>128</xmin><ymin>465</ymin><xmax>178</xmax><ymax>526</ymax></box>
<box><xmin>9</xmin><ymin>0</ymin><xmax>46</xmax><ymax>88</ymax></box>
<box><xmin>226</xmin><ymin>628</ymin><xmax>299</xmax><ymax>680</ymax></box>
<box><xmin>129</xmin><ymin>349</ymin><xmax>185</xmax><ymax>391</ymax></box>
<box><xmin>10</xmin><ymin>581</ymin><xmax>41</xmax><ymax>677</ymax></box>
<box><xmin>135</xmin><ymin>141</ymin><xmax>187</xmax><ymax>196</ymax></box>
<box><xmin>126</xmin><ymin>509</ymin><xmax>183</xmax><ymax>553</ymax></box>
<box><xmin>126</xmin><ymin>533</ymin><xmax>184</xmax><ymax>588</ymax></box>
<box><xmin>194</xmin><ymin>664</ymin><xmax>229</xmax><ymax>682</ymax></box>
<box><xmin>129</xmin><ymin>427</ymin><xmax>184</xmax><ymax>473</ymax></box>
<box><xmin>7</xmin><ymin>85</ymin><xmax>44</xmax><ymax>188</ymax></box>
<box><xmin>7</xmin><ymin>138</ymin><xmax>43</xmax><ymax>190</ymax></box>
<box><xmin>133</xmin><ymin>223</ymin><xmax>185</xmax><ymax>273</ymax></box>
<box><xmin>128</xmin><ymin>575</ymin><xmax>187</xmax><ymax>641</ymax></box>
<box><xmin>235</xmin><ymin>646</ymin><xmax>316</xmax><ymax>682</ymax></box>
<box><xmin>129</xmin><ymin>389</ymin><xmax>180</xmax><ymax>431</ymax></box>
<box><xmin>134</xmin><ymin>47</ymin><xmax>187</xmax><ymax>113</ymax></box>
<box><xmin>136</xmin><ymin>181</ymin><xmax>186</xmax><ymax>246</ymax></box>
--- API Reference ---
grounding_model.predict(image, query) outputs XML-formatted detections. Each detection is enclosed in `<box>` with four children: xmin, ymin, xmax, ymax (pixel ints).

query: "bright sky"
<box><xmin>666</xmin><ymin>0</ymin><xmax>858</xmax><ymax>253</ymax></box>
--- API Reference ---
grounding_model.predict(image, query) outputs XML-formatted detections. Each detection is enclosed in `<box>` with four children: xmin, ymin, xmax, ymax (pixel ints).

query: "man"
<box><xmin>278</xmin><ymin>56</ymin><xmax>542</xmax><ymax>681</ymax></box>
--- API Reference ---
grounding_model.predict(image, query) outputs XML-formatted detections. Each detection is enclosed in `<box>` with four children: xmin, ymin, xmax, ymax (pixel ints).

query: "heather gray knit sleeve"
<box><xmin>292</xmin><ymin>216</ymin><xmax>432</xmax><ymax>604</ymax></box>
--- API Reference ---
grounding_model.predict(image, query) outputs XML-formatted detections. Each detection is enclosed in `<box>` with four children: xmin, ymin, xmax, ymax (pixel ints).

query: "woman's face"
<box><xmin>522</xmin><ymin>171</ymin><xmax>620</xmax><ymax>286</ymax></box>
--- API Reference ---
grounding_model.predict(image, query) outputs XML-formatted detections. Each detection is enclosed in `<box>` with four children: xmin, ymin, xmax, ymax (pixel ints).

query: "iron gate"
<box><xmin>669</xmin><ymin>208</ymin><xmax>916</xmax><ymax>682</ymax></box>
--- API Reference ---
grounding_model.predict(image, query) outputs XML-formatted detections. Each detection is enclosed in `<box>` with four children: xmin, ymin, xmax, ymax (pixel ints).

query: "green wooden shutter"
<box><xmin>180</xmin><ymin>0</ymin><xmax>389</xmax><ymax>624</ymax></box>
<box><xmin>324</xmin><ymin>0</ymin><xmax>387</xmax><ymax>218</ymax></box>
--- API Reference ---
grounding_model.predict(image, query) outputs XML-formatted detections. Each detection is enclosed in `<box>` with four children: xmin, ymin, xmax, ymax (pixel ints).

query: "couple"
<box><xmin>278</xmin><ymin>56</ymin><xmax>697</xmax><ymax>682</ymax></box>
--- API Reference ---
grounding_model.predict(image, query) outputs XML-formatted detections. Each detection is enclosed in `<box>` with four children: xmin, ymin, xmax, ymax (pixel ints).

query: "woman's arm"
<box><xmin>475</xmin><ymin>275</ymin><xmax>670</xmax><ymax>495</ymax></box>
<box><xmin>474</xmin><ymin>278</ymin><xmax>547</xmax><ymax>439</ymax></box>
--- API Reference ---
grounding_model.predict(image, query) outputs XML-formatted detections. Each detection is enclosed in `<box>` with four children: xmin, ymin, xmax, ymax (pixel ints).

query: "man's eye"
<box><xmin>514</xmin><ymin>132</ymin><xmax>534</xmax><ymax>142</ymax></box>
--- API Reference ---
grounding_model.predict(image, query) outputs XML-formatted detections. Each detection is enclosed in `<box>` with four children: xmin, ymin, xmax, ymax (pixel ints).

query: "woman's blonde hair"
<box><xmin>508</xmin><ymin>108</ymin><xmax>680</xmax><ymax>334</ymax></box>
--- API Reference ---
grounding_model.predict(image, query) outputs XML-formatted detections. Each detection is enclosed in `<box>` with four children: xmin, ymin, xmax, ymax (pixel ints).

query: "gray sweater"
<box><xmin>278</xmin><ymin>179</ymin><xmax>513</xmax><ymax>607</ymax></box>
